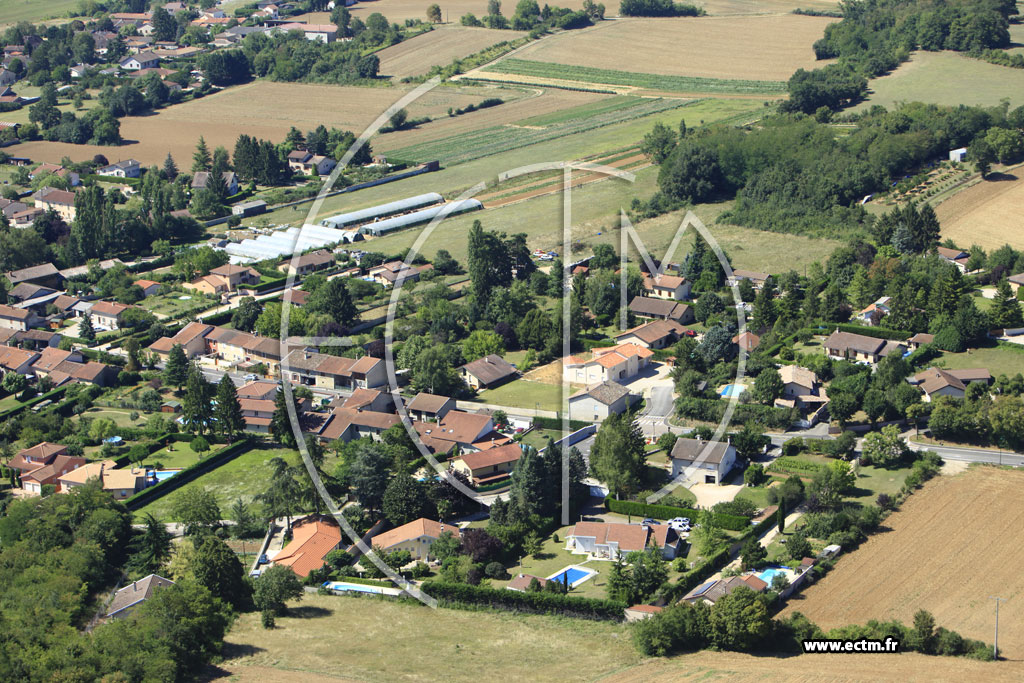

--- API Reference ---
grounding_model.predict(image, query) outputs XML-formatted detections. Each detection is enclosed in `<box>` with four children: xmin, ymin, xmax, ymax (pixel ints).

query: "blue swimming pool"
<box><xmin>152</xmin><ymin>470</ymin><xmax>179</xmax><ymax>483</ymax></box>
<box><xmin>546</xmin><ymin>566</ymin><xmax>596</xmax><ymax>588</ymax></box>
<box><xmin>755</xmin><ymin>566</ymin><xmax>788</xmax><ymax>585</ymax></box>
<box><xmin>720</xmin><ymin>384</ymin><xmax>745</xmax><ymax>398</ymax></box>
<box><xmin>322</xmin><ymin>581</ymin><xmax>385</xmax><ymax>594</ymax></box>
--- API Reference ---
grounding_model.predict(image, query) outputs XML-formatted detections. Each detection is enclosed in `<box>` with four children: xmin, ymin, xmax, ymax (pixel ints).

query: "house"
<box><xmin>45</xmin><ymin>358</ymin><xmax>119</xmax><ymax>388</ymax></box>
<box><xmin>271</xmin><ymin>516</ymin><xmax>343</xmax><ymax>577</ymax></box>
<box><xmin>20</xmin><ymin>455</ymin><xmax>86</xmax><ymax>495</ymax></box>
<box><xmin>669</xmin><ymin>437</ymin><xmax>737</xmax><ymax>485</ymax></box>
<box><xmin>238</xmin><ymin>380</ymin><xmax>280</xmax><ymax>401</ymax></box>
<box><xmin>7</xmin><ymin>329</ymin><xmax>60</xmax><ymax>349</ymax></box>
<box><xmin>318</xmin><ymin>407</ymin><xmax>400</xmax><ymax>442</ymax></box>
<box><xmin>949</xmin><ymin>147</ymin><xmax>968</xmax><ymax>162</ymax></box>
<box><xmin>0</xmin><ymin>68</ymin><xmax>16</xmax><ymax>86</ymax></box>
<box><xmin>568</xmin><ymin>380</ymin><xmax>638</xmax><ymax>421</ymax></box>
<box><xmin>97</xmin><ymin>159</ymin><xmax>142</xmax><ymax>178</ymax></box>
<box><xmin>146</xmin><ymin>322</ymin><xmax>214</xmax><ymax>359</ymax></box>
<box><xmin>909</xmin><ymin>367</ymin><xmax>992</xmax><ymax>402</ymax></box>
<box><xmin>192</xmin><ymin>171</ymin><xmax>239</xmax><ymax>196</ymax></box>
<box><xmin>823</xmin><ymin>330</ymin><xmax>905</xmax><ymax>365</ymax></box>
<box><xmin>459</xmin><ymin>354</ymin><xmax>518</xmax><ymax>390</ymax></box>
<box><xmin>728</xmin><ymin>269</ymin><xmax>770</xmax><ymax>289</ymax></box>
<box><xmin>936</xmin><ymin>246</ymin><xmax>971</xmax><ymax>273</ymax></box>
<box><xmin>286</xmin><ymin>150</ymin><xmax>337</xmax><ymax>176</ymax></box>
<box><xmin>30</xmin><ymin>162</ymin><xmax>80</xmax><ymax>186</ymax></box>
<box><xmin>1009</xmin><ymin>273</ymin><xmax>1024</xmax><ymax>295</ymax></box>
<box><xmin>278</xmin><ymin>250</ymin><xmax>335</xmax><ymax>277</ymax></box>
<box><xmin>414</xmin><ymin>410</ymin><xmax>502</xmax><ymax>452</ymax></box>
<box><xmin>681</xmin><ymin>575</ymin><xmax>767</xmax><ymax>605</ymax></box>
<box><xmin>628</xmin><ymin>296</ymin><xmax>694</xmax><ymax>324</ymax></box>
<box><xmin>625</xmin><ymin>604</ymin><xmax>664</xmax><ymax>622</ymax></box>
<box><xmin>119</xmin><ymin>52</ymin><xmax>160</xmax><ymax>70</ymax></box>
<box><xmin>367</xmin><ymin>260</ymin><xmax>429</xmax><ymax>288</ymax></box>
<box><xmin>451</xmin><ymin>442</ymin><xmax>523</xmax><ymax>486</ymax></box>
<box><xmin>9</xmin><ymin>442</ymin><xmax>68</xmax><ymax>477</ymax></box>
<box><xmin>906</xmin><ymin>332</ymin><xmax>935</xmax><ymax>350</ymax></box>
<box><xmin>0</xmin><ymin>345</ymin><xmax>40</xmax><ymax>374</ymax></box>
<box><xmin>133</xmin><ymin>279</ymin><xmax>162</xmax><ymax>297</ymax></box>
<box><xmin>183</xmin><ymin>265</ymin><xmax>261</xmax><ymax>296</ymax></box>
<box><xmin>274</xmin><ymin>22</ymin><xmax>338</xmax><ymax>43</ymax></box>
<box><xmin>775</xmin><ymin>365</ymin><xmax>829</xmax><ymax>427</ymax></box>
<box><xmin>565</xmin><ymin>522</ymin><xmax>653</xmax><ymax>560</ymax></box>
<box><xmin>7</xmin><ymin>282</ymin><xmax>59</xmax><ymax>305</ymax></box>
<box><xmin>31</xmin><ymin>347</ymin><xmax>82</xmax><ymax>376</ymax></box>
<box><xmin>563</xmin><ymin>343</ymin><xmax>653</xmax><ymax>384</ymax></box>
<box><xmin>642</xmin><ymin>273</ymin><xmax>690</xmax><ymax>300</ymax></box>
<box><xmin>105</xmin><ymin>575</ymin><xmax>175</xmax><ymax>620</ymax></box>
<box><xmin>283</xmin><ymin>350</ymin><xmax>387</xmax><ymax>390</ymax></box>
<box><xmin>33</xmin><ymin>187</ymin><xmax>77</xmax><ymax>222</ymax></box>
<box><xmin>371</xmin><ymin>518</ymin><xmax>460</xmax><ymax>561</ymax></box>
<box><xmin>614</xmin><ymin>319</ymin><xmax>685</xmax><ymax>349</ymax></box>
<box><xmin>854</xmin><ymin>296</ymin><xmax>892</xmax><ymax>326</ymax></box>
<box><xmin>238</xmin><ymin>398</ymin><xmax>277</xmax><ymax>432</ymax></box>
<box><xmin>90</xmin><ymin>301</ymin><xmax>131</xmax><ymax>330</ymax></box>
<box><xmin>732</xmin><ymin>331</ymin><xmax>761</xmax><ymax>352</ymax></box>
<box><xmin>779</xmin><ymin>365</ymin><xmax>817</xmax><ymax>399</ymax></box>
<box><xmin>0</xmin><ymin>304</ymin><xmax>41</xmax><ymax>331</ymax></box>
<box><xmin>507</xmin><ymin>573</ymin><xmax>550</xmax><ymax>592</ymax></box>
<box><xmin>232</xmin><ymin>199</ymin><xmax>267</xmax><ymax>217</ymax></box>
<box><xmin>406</xmin><ymin>392</ymin><xmax>455</xmax><ymax>422</ymax></box>
<box><xmin>340</xmin><ymin>387</ymin><xmax>392</xmax><ymax>413</ymax></box>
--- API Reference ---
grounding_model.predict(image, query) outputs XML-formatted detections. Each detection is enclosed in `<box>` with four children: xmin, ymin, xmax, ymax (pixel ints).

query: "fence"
<box><xmin>124</xmin><ymin>437</ymin><xmax>254</xmax><ymax>510</ymax></box>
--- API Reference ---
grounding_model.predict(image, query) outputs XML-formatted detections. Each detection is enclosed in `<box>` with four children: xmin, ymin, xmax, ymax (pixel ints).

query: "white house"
<box><xmin>669</xmin><ymin>437</ymin><xmax>736</xmax><ymax>485</ymax></box>
<box><xmin>563</xmin><ymin>343</ymin><xmax>652</xmax><ymax>384</ymax></box>
<box><xmin>568</xmin><ymin>380</ymin><xmax>638</xmax><ymax>421</ymax></box>
<box><xmin>97</xmin><ymin>159</ymin><xmax>142</xmax><ymax>178</ymax></box>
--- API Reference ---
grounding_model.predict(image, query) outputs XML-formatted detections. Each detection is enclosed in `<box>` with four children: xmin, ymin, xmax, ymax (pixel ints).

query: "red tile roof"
<box><xmin>272</xmin><ymin>517</ymin><xmax>342</xmax><ymax>577</ymax></box>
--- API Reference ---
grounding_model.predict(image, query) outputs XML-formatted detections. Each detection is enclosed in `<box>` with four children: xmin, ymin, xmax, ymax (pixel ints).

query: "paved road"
<box><xmin>908</xmin><ymin>439</ymin><xmax>1024</xmax><ymax>467</ymax></box>
<box><xmin>647</xmin><ymin>386</ymin><xmax>674</xmax><ymax>418</ymax></box>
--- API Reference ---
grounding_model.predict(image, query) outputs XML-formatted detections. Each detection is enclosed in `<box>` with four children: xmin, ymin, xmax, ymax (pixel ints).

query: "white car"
<box><xmin>669</xmin><ymin>517</ymin><xmax>690</xmax><ymax>526</ymax></box>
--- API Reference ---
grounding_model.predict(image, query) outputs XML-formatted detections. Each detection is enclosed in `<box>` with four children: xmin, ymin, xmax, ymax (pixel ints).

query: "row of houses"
<box><xmin>0</xmin><ymin>344</ymin><xmax>118</xmax><ymax>387</ymax></box>
<box><xmin>9</xmin><ymin>442</ymin><xmax>146</xmax><ymax>498</ymax></box>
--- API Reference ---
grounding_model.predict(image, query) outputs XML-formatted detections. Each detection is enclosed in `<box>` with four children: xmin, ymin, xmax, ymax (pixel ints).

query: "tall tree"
<box><xmin>349</xmin><ymin>442</ymin><xmax>391</xmax><ymax>513</ymax></box>
<box><xmin>382</xmin><ymin>470</ymin><xmax>430</xmax><ymax>525</ymax></box>
<box><xmin>191</xmin><ymin>534</ymin><xmax>251</xmax><ymax>610</ymax></box>
<box><xmin>467</xmin><ymin>220</ymin><xmax>512</xmax><ymax>310</ymax></box>
<box><xmin>182</xmin><ymin>364</ymin><xmax>214</xmax><ymax>435</ymax></box>
<box><xmin>214</xmin><ymin>374</ymin><xmax>245</xmax><ymax>441</ymax></box>
<box><xmin>162</xmin><ymin>152</ymin><xmax>178</xmax><ymax>180</ymax></box>
<box><xmin>306</xmin><ymin>277</ymin><xmax>357</xmax><ymax>327</ymax></box>
<box><xmin>127</xmin><ymin>512</ymin><xmax>173</xmax><ymax>575</ymax></box>
<box><xmin>589</xmin><ymin>412</ymin><xmax>646</xmax><ymax>499</ymax></box>
<box><xmin>164</xmin><ymin>344</ymin><xmax>189</xmax><ymax>390</ymax></box>
<box><xmin>270</xmin><ymin>389</ymin><xmax>297</xmax><ymax>448</ymax></box>
<box><xmin>191</xmin><ymin>136</ymin><xmax>211</xmax><ymax>173</ymax></box>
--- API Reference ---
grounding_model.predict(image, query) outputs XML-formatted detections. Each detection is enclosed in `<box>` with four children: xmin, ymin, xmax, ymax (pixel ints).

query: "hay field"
<box><xmin>0</xmin><ymin>0</ymin><xmax>78</xmax><ymax>26</ymax></box>
<box><xmin>14</xmin><ymin>81</ymin><xmax>503</xmax><ymax>166</ymax></box>
<box><xmin>855</xmin><ymin>51</ymin><xmax>1024</xmax><ymax>111</ymax></box>
<box><xmin>215</xmin><ymin>594</ymin><xmax>1024</xmax><ymax>682</ymax></box>
<box><xmin>780</xmin><ymin>466</ymin><xmax>1024</xmax><ymax>659</ymax></box>
<box><xmin>346</xmin><ymin>0</ymin><xmax>594</xmax><ymax>23</ymax></box>
<box><xmin>513</xmin><ymin>16</ymin><xmax>837</xmax><ymax>81</ymax></box>
<box><xmin>377</xmin><ymin>26</ymin><xmax>525</xmax><ymax>79</ymax></box>
<box><xmin>935</xmin><ymin>170</ymin><xmax>1024</xmax><ymax>251</ymax></box>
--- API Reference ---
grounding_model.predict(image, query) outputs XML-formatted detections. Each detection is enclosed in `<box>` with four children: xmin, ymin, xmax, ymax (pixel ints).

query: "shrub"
<box><xmin>485</xmin><ymin>561</ymin><xmax>509</xmax><ymax>580</ymax></box>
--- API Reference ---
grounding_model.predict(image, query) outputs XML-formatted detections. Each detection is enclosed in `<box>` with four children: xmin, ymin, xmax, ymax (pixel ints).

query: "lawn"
<box><xmin>0</xmin><ymin>0</ymin><xmax>79</xmax><ymax>25</ymax></box>
<box><xmin>135</xmin><ymin>445</ymin><xmax>298</xmax><ymax>521</ymax></box>
<box><xmin>518</xmin><ymin>428</ymin><xmax>563</xmax><ymax>450</ymax></box>
<box><xmin>937</xmin><ymin>343</ymin><xmax>1024</xmax><ymax>379</ymax></box>
<box><xmin>734</xmin><ymin>483</ymin><xmax>775</xmax><ymax>509</ymax></box>
<box><xmin>500</xmin><ymin>524</ymin><xmax>614</xmax><ymax>599</ymax></box>
<box><xmin>846</xmin><ymin>463</ymin><xmax>912</xmax><ymax>508</ymax></box>
<box><xmin>73</xmin><ymin>407</ymin><xmax>147</xmax><ymax>429</ymax></box>
<box><xmin>474</xmin><ymin>378</ymin><xmax>568</xmax><ymax>413</ymax></box>
<box><xmin>138</xmin><ymin>439</ymin><xmax>205</xmax><ymax>470</ymax></box>
<box><xmin>137</xmin><ymin>292</ymin><xmax>219</xmax><ymax>319</ymax></box>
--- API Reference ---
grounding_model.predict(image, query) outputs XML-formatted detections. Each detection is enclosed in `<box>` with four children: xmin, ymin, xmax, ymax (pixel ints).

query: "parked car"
<box><xmin>641</xmin><ymin>518</ymin><xmax>659</xmax><ymax>526</ymax></box>
<box><xmin>243</xmin><ymin>373</ymin><xmax>258</xmax><ymax>381</ymax></box>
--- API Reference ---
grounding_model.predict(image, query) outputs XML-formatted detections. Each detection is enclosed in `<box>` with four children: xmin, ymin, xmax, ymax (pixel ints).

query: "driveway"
<box><xmin>647</xmin><ymin>385</ymin><xmax>674</xmax><ymax>418</ymax></box>
<box><xmin>687</xmin><ymin>481</ymin><xmax>744</xmax><ymax>509</ymax></box>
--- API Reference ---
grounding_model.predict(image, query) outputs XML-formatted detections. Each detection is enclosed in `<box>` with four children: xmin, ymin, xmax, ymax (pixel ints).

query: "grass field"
<box><xmin>475</xmin><ymin>379</ymin><xmax>568</xmax><ymax>413</ymax></box>
<box><xmin>214</xmin><ymin>594</ymin><xmax>1024</xmax><ymax>681</ymax></box>
<box><xmin>483</xmin><ymin>58</ymin><xmax>788</xmax><ymax>95</ymax></box>
<box><xmin>377</xmin><ymin>26</ymin><xmax>525</xmax><ymax>79</ymax></box>
<box><xmin>135</xmin><ymin>445</ymin><xmax>297</xmax><ymax>520</ymax></box>
<box><xmin>0</xmin><ymin>0</ymin><xmax>78</xmax><ymax>25</ymax></box>
<box><xmin>936</xmin><ymin>343</ymin><xmax>1024</xmax><ymax>378</ymax></box>
<box><xmin>512</xmin><ymin>16</ymin><xmax>836</xmax><ymax>82</ymax></box>
<box><xmin>139</xmin><ymin>440</ymin><xmax>203</xmax><ymax>469</ymax></box>
<box><xmin>388</xmin><ymin>96</ymin><xmax>696</xmax><ymax>165</ymax></box>
<box><xmin>780</xmin><ymin>466</ymin><xmax>1024</xmax><ymax>658</ymax></box>
<box><xmin>934</xmin><ymin>168</ymin><xmax>1024</xmax><ymax>251</ymax></box>
<box><xmin>856</xmin><ymin>51</ymin><xmax>1024</xmax><ymax>111</ymax></box>
<box><xmin>14</xmin><ymin>81</ymin><xmax>504</xmax><ymax>167</ymax></box>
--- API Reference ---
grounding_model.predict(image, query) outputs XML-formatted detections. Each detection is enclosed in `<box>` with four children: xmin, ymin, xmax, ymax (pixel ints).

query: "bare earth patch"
<box><xmin>935</xmin><ymin>169</ymin><xmax>1024</xmax><ymax>251</ymax></box>
<box><xmin>377</xmin><ymin>26</ymin><xmax>525</xmax><ymax>79</ymax></box>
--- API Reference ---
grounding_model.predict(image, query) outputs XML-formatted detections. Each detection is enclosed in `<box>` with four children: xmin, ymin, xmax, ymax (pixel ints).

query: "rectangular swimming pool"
<box><xmin>546</xmin><ymin>566</ymin><xmax>596</xmax><ymax>588</ymax></box>
<box><xmin>322</xmin><ymin>581</ymin><xmax>385</xmax><ymax>594</ymax></box>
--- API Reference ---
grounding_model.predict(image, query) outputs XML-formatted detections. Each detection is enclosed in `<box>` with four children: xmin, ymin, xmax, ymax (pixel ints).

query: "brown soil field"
<box><xmin>513</xmin><ymin>15</ymin><xmax>837</xmax><ymax>81</ymax></box>
<box><xmin>935</xmin><ymin>170</ymin><xmax>1024</xmax><ymax>251</ymax></box>
<box><xmin>372</xmin><ymin>86</ymin><xmax>608</xmax><ymax>152</ymax></box>
<box><xmin>14</xmin><ymin>81</ymin><xmax>498</xmax><ymax>167</ymax></box>
<box><xmin>377</xmin><ymin>26</ymin><xmax>525</xmax><ymax>79</ymax></box>
<box><xmin>780</xmin><ymin>466</ymin><xmax>1024</xmax><ymax>659</ymax></box>
<box><xmin>696</xmin><ymin>0</ymin><xmax>840</xmax><ymax>14</ymax></box>
<box><xmin>344</xmin><ymin>0</ymin><xmax>594</xmax><ymax>23</ymax></box>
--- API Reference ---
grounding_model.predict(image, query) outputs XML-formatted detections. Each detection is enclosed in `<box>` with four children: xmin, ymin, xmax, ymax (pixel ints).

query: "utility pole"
<box><xmin>991</xmin><ymin>596</ymin><xmax>1005</xmax><ymax>659</ymax></box>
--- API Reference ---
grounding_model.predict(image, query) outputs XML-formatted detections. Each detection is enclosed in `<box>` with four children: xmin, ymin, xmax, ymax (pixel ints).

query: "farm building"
<box><xmin>224</xmin><ymin>224</ymin><xmax>353</xmax><ymax>262</ymax></box>
<box><xmin>355</xmin><ymin>199</ymin><xmax>483</xmax><ymax>237</ymax></box>
<box><xmin>320</xmin><ymin>193</ymin><xmax>443</xmax><ymax>229</ymax></box>
<box><xmin>949</xmin><ymin>147</ymin><xmax>967</xmax><ymax>162</ymax></box>
<box><xmin>232</xmin><ymin>200</ymin><xmax>267</xmax><ymax>217</ymax></box>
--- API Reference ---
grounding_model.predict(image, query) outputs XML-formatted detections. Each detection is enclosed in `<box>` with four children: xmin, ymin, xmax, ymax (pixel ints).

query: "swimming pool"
<box><xmin>322</xmin><ymin>581</ymin><xmax>385</xmax><ymax>594</ymax></box>
<box><xmin>546</xmin><ymin>566</ymin><xmax>597</xmax><ymax>588</ymax></box>
<box><xmin>755</xmin><ymin>566</ymin><xmax>789</xmax><ymax>585</ymax></box>
<box><xmin>152</xmin><ymin>470</ymin><xmax>180</xmax><ymax>483</ymax></box>
<box><xmin>720</xmin><ymin>384</ymin><xmax>745</xmax><ymax>398</ymax></box>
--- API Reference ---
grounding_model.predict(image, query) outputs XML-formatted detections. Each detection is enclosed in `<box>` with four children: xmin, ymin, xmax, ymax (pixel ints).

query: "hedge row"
<box><xmin>831</xmin><ymin>322</ymin><xmax>912</xmax><ymax>341</ymax></box>
<box><xmin>0</xmin><ymin>386</ymin><xmax>68</xmax><ymax>422</ymax></box>
<box><xmin>603</xmin><ymin>496</ymin><xmax>750</xmax><ymax>532</ymax></box>
<box><xmin>420</xmin><ymin>581</ymin><xmax>626</xmax><ymax>620</ymax></box>
<box><xmin>124</xmin><ymin>437</ymin><xmax>254</xmax><ymax>510</ymax></box>
<box><xmin>533</xmin><ymin>416</ymin><xmax>590</xmax><ymax>431</ymax></box>
<box><xmin>675</xmin><ymin>396</ymin><xmax>797</xmax><ymax>430</ymax></box>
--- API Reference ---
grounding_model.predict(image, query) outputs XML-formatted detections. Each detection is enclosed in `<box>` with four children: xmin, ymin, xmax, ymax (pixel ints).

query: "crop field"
<box><xmin>348</xmin><ymin>0</ymin><xmax>594</xmax><ymax>24</ymax></box>
<box><xmin>855</xmin><ymin>51</ymin><xmax>1024</xmax><ymax>111</ymax></box>
<box><xmin>377</xmin><ymin>26</ymin><xmax>525</xmax><ymax>79</ymax></box>
<box><xmin>511</xmin><ymin>16</ymin><xmax>837</xmax><ymax>82</ymax></box>
<box><xmin>215</xmin><ymin>594</ymin><xmax>1024</xmax><ymax>682</ymax></box>
<box><xmin>934</xmin><ymin>169</ymin><xmax>1024</xmax><ymax>250</ymax></box>
<box><xmin>14</xmin><ymin>81</ymin><xmax>502</xmax><ymax>166</ymax></box>
<box><xmin>0</xmin><ymin>0</ymin><xmax>78</xmax><ymax>25</ymax></box>
<box><xmin>780</xmin><ymin>466</ymin><xmax>1024</xmax><ymax>659</ymax></box>
<box><xmin>482</xmin><ymin>58</ymin><xmax>788</xmax><ymax>95</ymax></box>
<box><xmin>387</xmin><ymin>96</ymin><xmax>696</xmax><ymax>165</ymax></box>
<box><xmin>698</xmin><ymin>0</ymin><xmax>841</xmax><ymax>14</ymax></box>
<box><xmin>1009</xmin><ymin>21</ymin><xmax>1024</xmax><ymax>55</ymax></box>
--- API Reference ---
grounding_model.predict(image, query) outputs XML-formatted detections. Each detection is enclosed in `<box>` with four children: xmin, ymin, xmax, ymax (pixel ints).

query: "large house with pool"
<box><xmin>566</xmin><ymin>521</ymin><xmax>684</xmax><ymax>560</ymax></box>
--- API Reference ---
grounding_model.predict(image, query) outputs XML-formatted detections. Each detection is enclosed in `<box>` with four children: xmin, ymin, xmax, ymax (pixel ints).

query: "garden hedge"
<box><xmin>420</xmin><ymin>581</ymin><xmax>626</xmax><ymax>620</ymax></box>
<box><xmin>831</xmin><ymin>322</ymin><xmax>912</xmax><ymax>340</ymax></box>
<box><xmin>532</xmin><ymin>416</ymin><xmax>589</xmax><ymax>431</ymax></box>
<box><xmin>124</xmin><ymin>437</ymin><xmax>254</xmax><ymax>510</ymax></box>
<box><xmin>0</xmin><ymin>386</ymin><xmax>68</xmax><ymax>422</ymax></box>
